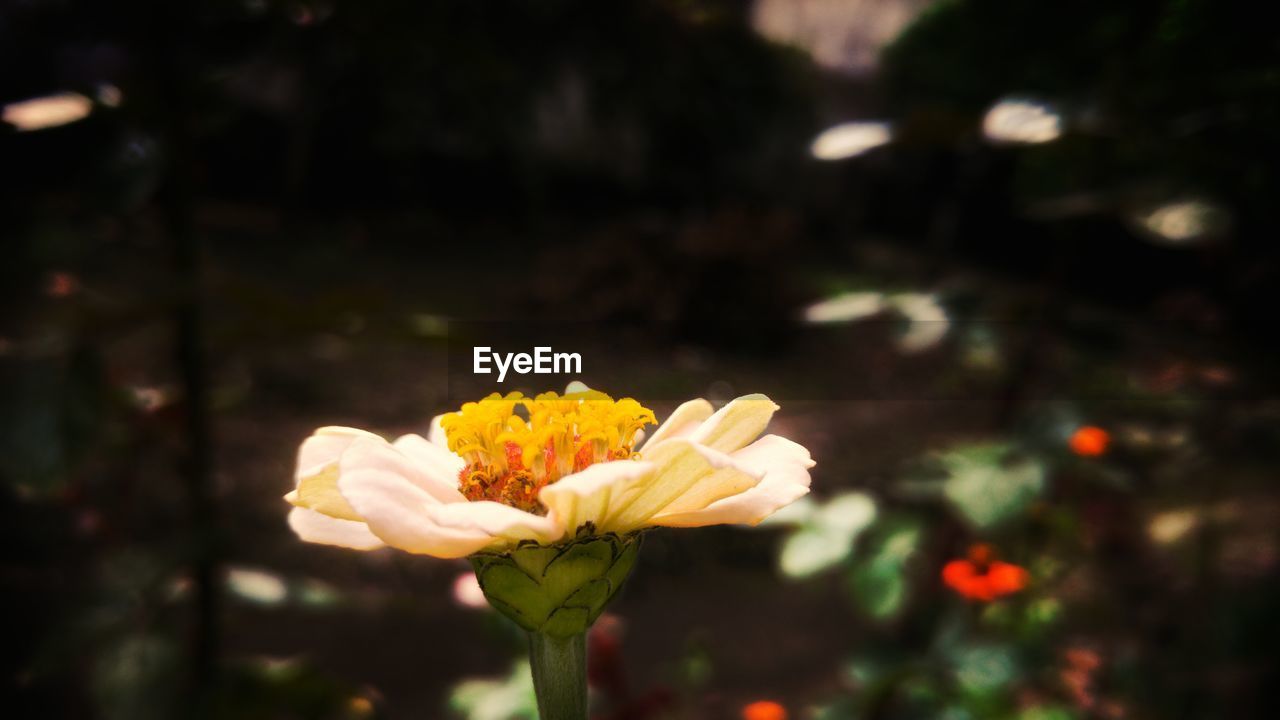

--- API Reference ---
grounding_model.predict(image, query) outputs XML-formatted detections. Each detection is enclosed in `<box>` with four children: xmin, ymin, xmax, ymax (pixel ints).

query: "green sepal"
<box><xmin>471</xmin><ymin>532</ymin><xmax>642</xmax><ymax>638</ymax></box>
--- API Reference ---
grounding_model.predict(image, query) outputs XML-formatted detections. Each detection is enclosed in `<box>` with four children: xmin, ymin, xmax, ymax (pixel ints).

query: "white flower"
<box><xmin>286</xmin><ymin>385</ymin><xmax>814</xmax><ymax>558</ymax></box>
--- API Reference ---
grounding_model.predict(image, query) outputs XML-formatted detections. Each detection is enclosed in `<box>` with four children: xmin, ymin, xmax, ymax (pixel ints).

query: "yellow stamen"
<box><xmin>440</xmin><ymin>389</ymin><xmax>656</xmax><ymax>513</ymax></box>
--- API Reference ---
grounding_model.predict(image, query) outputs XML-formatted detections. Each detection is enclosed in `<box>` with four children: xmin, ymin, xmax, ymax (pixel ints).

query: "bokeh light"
<box><xmin>452</xmin><ymin>572</ymin><xmax>489</xmax><ymax>610</ymax></box>
<box><xmin>1132</xmin><ymin>198</ymin><xmax>1230</xmax><ymax>246</ymax></box>
<box><xmin>809</xmin><ymin>121</ymin><xmax>893</xmax><ymax>160</ymax></box>
<box><xmin>2</xmin><ymin>92</ymin><xmax>92</xmax><ymax>131</ymax></box>
<box><xmin>982</xmin><ymin>98</ymin><xmax>1062</xmax><ymax>144</ymax></box>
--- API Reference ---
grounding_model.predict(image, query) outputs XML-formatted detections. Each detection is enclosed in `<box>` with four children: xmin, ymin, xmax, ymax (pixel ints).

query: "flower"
<box><xmin>742</xmin><ymin>700</ymin><xmax>788</xmax><ymax>720</ymax></box>
<box><xmin>1069</xmin><ymin>426</ymin><xmax>1110</xmax><ymax>457</ymax></box>
<box><xmin>941</xmin><ymin>544</ymin><xmax>1029</xmax><ymax>601</ymax></box>
<box><xmin>286</xmin><ymin>383</ymin><xmax>814</xmax><ymax>557</ymax></box>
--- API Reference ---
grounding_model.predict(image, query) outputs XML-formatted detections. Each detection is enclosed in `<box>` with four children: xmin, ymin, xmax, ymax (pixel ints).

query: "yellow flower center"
<box><xmin>440</xmin><ymin>389</ymin><xmax>656</xmax><ymax>513</ymax></box>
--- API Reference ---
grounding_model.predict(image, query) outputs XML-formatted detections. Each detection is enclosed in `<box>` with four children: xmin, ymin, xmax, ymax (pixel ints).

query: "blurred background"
<box><xmin>2</xmin><ymin>1</ymin><xmax>1278</xmax><ymax>718</ymax></box>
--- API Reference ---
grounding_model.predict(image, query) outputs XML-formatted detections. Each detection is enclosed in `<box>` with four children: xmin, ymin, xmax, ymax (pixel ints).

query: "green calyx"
<box><xmin>470</xmin><ymin>532</ymin><xmax>641</xmax><ymax>638</ymax></box>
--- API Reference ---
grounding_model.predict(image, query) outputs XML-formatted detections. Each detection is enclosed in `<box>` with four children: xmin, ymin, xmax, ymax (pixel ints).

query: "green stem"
<box><xmin>528</xmin><ymin>631</ymin><xmax>587</xmax><ymax>720</ymax></box>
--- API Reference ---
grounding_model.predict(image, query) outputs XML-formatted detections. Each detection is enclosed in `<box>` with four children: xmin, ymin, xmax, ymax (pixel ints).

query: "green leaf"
<box><xmin>847</xmin><ymin>517</ymin><xmax>923</xmax><ymax>619</ymax></box>
<box><xmin>781</xmin><ymin>527</ymin><xmax>850</xmax><ymax>578</ymax></box>
<box><xmin>779</xmin><ymin>492</ymin><xmax>877</xmax><ymax>579</ymax></box>
<box><xmin>1019</xmin><ymin>706</ymin><xmax>1076</xmax><ymax>720</ymax></box>
<box><xmin>951</xmin><ymin>643</ymin><xmax>1018</xmax><ymax>695</ymax></box>
<box><xmin>940</xmin><ymin>443</ymin><xmax>1045</xmax><ymax>528</ymax></box>
<box><xmin>850</xmin><ymin>558</ymin><xmax>908</xmax><ymax>619</ymax></box>
<box><xmin>449</xmin><ymin>660</ymin><xmax>537</xmax><ymax>720</ymax></box>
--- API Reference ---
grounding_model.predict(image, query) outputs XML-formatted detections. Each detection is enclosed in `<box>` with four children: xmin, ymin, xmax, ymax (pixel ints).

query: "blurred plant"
<box><xmin>938</xmin><ymin>444</ymin><xmax>1046</xmax><ymax>530</ymax></box>
<box><xmin>847</xmin><ymin>516</ymin><xmax>924</xmax><ymax>620</ymax></box>
<box><xmin>92</xmin><ymin>633</ymin><xmax>181</xmax><ymax>720</ymax></box>
<box><xmin>450</xmin><ymin>661</ymin><xmax>538</xmax><ymax>720</ymax></box>
<box><xmin>772</xmin><ymin>492</ymin><xmax>877</xmax><ymax>579</ymax></box>
<box><xmin>803</xmin><ymin>290</ymin><xmax>951</xmax><ymax>354</ymax></box>
<box><xmin>214</xmin><ymin>657</ymin><xmax>384</xmax><ymax>720</ymax></box>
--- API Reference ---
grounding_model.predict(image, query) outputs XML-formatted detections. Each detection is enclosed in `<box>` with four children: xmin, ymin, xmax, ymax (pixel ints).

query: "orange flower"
<box><xmin>1069</xmin><ymin>426</ymin><xmax>1110</xmax><ymax>457</ymax></box>
<box><xmin>942</xmin><ymin>544</ymin><xmax>1029</xmax><ymax>601</ymax></box>
<box><xmin>742</xmin><ymin>700</ymin><xmax>788</xmax><ymax>720</ymax></box>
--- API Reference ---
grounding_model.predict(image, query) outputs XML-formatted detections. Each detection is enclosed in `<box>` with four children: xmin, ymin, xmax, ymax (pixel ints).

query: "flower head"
<box><xmin>442</xmin><ymin>388</ymin><xmax>655</xmax><ymax>512</ymax></box>
<box><xmin>1069</xmin><ymin>425</ymin><xmax>1110</xmax><ymax>457</ymax></box>
<box><xmin>285</xmin><ymin>384</ymin><xmax>814</xmax><ymax>558</ymax></box>
<box><xmin>941</xmin><ymin>543</ymin><xmax>1029</xmax><ymax>602</ymax></box>
<box><xmin>743</xmin><ymin>700</ymin><xmax>788</xmax><ymax>720</ymax></box>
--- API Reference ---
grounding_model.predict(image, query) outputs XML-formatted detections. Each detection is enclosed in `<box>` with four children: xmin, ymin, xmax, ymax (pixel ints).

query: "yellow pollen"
<box><xmin>440</xmin><ymin>389</ymin><xmax>656</xmax><ymax>513</ymax></box>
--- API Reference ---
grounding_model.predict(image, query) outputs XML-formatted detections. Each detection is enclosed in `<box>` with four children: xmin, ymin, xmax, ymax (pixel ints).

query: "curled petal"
<box><xmin>688</xmin><ymin>393</ymin><xmax>779</xmax><ymax>453</ymax></box>
<box><xmin>338</xmin><ymin>468</ymin><xmax>493</xmax><ymax>558</ymax></box>
<box><xmin>539</xmin><ymin>459</ymin><xmax>657</xmax><ymax>535</ymax></box>
<box><xmin>640</xmin><ymin>398</ymin><xmax>713</xmax><ymax>450</ymax></box>
<box><xmin>733</xmin><ymin>434</ymin><xmax>815</xmax><ymax>474</ymax></box>
<box><xmin>287</xmin><ymin>427</ymin><xmax>382</xmax><ymax>521</ymax></box>
<box><xmin>287</xmin><ymin>506</ymin><xmax>384</xmax><ymax>550</ymax></box>
<box><xmin>286</xmin><ymin>465</ymin><xmax>363</xmax><ymax>521</ymax></box>
<box><xmin>296</xmin><ymin>426</ymin><xmax>381</xmax><ymax>479</ymax></box>
<box><xmin>651</xmin><ymin>435</ymin><xmax>813</xmax><ymax>528</ymax></box>
<box><xmin>602</xmin><ymin>439</ymin><xmax>763</xmax><ymax>532</ymax></box>
<box><xmin>653</xmin><ymin>436</ymin><xmax>804</xmax><ymax>517</ymax></box>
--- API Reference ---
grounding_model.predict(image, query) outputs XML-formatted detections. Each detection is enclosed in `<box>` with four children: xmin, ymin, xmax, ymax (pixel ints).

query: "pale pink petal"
<box><xmin>287</xmin><ymin>506</ymin><xmax>384</xmax><ymax>550</ymax></box>
<box><xmin>731</xmin><ymin>434</ymin><xmax>815</xmax><ymax>474</ymax></box>
<box><xmin>539</xmin><ymin>460</ymin><xmax>657</xmax><ymax>535</ymax></box>
<box><xmin>427</xmin><ymin>413</ymin><xmax>450</xmax><ymax>447</ymax></box>
<box><xmin>337</xmin><ymin>468</ymin><xmax>493</xmax><ymax>558</ymax></box>
<box><xmin>341</xmin><ymin>436</ymin><xmax>466</xmax><ymax>504</ymax></box>
<box><xmin>295</xmin><ymin>426</ymin><xmax>381</xmax><ymax>481</ymax></box>
<box><xmin>429</xmin><ymin>501</ymin><xmax>564</xmax><ymax>545</ymax></box>
<box><xmin>392</xmin><ymin>433</ymin><xmax>466</xmax><ymax>488</ymax></box>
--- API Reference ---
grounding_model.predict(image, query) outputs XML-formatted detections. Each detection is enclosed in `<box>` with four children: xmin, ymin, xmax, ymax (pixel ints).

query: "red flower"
<box><xmin>942</xmin><ymin>544</ymin><xmax>1029</xmax><ymax>601</ymax></box>
<box><xmin>1069</xmin><ymin>426</ymin><xmax>1110</xmax><ymax>457</ymax></box>
<box><xmin>742</xmin><ymin>700</ymin><xmax>788</xmax><ymax>720</ymax></box>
